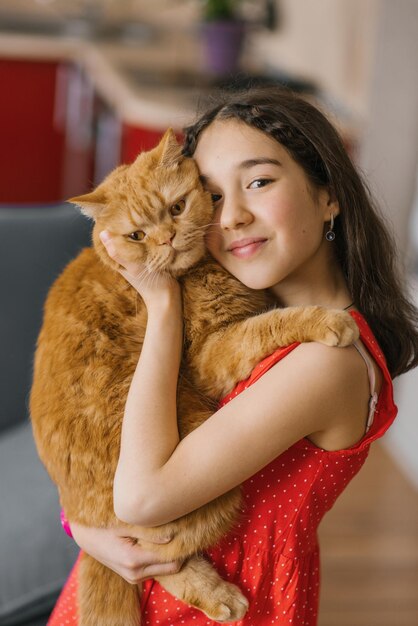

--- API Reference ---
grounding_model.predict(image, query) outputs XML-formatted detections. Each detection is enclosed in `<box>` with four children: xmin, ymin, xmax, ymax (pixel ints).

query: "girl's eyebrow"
<box><xmin>239</xmin><ymin>157</ymin><xmax>282</xmax><ymax>169</ymax></box>
<box><xmin>199</xmin><ymin>158</ymin><xmax>282</xmax><ymax>186</ymax></box>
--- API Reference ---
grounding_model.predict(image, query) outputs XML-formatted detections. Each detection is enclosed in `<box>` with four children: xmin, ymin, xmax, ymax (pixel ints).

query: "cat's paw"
<box><xmin>199</xmin><ymin>581</ymin><xmax>249</xmax><ymax>622</ymax></box>
<box><xmin>314</xmin><ymin>310</ymin><xmax>359</xmax><ymax>347</ymax></box>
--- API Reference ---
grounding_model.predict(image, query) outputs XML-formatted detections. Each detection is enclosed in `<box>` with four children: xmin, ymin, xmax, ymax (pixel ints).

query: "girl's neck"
<box><xmin>269</xmin><ymin>252</ymin><xmax>353</xmax><ymax>311</ymax></box>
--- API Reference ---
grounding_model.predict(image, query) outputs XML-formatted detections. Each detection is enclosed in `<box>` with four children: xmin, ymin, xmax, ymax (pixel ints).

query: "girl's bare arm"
<box><xmin>102</xmin><ymin>231</ymin><xmax>371</xmax><ymax>528</ymax></box>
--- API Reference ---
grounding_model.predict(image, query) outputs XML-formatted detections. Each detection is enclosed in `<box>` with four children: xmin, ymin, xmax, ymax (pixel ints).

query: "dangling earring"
<box><xmin>325</xmin><ymin>213</ymin><xmax>335</xmax><ymax>241</ymax></box>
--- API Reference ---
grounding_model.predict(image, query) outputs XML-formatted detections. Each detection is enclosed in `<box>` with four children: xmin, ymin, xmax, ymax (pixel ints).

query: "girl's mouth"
<box><xmin>228</xmin><ymin>238</ymin><xmax>268</xmax><ymax>259</ymax></box>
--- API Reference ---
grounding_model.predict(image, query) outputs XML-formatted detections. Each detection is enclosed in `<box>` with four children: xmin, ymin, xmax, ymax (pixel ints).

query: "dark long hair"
<box><xmin>183</xmin><ymin>87</ymin><xmax>418</xmax><ymax>378</ymax></box>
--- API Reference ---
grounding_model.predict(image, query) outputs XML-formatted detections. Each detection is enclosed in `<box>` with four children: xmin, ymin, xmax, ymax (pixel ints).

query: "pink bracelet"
<box><xmin>60</xmin><ymin>509</ymin><xmax>73</xmax><ymax>539</ymax></box>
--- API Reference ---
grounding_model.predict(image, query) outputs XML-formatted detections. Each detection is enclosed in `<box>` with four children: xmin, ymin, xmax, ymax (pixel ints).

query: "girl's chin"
<box><xmin>233</xmin><ymin>275</ymin><xmax>277</xmax><ymax>292</ymax></box>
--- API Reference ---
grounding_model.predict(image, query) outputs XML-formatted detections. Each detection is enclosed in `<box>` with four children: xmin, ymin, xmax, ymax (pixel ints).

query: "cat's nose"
<box><xmin>160</xmin><ymin>233</ymin><xmax>175</xmax><ymax>246</ymax></box>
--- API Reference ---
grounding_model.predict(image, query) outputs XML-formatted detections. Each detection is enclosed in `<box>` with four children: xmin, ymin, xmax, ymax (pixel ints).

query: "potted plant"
<box><xmin>199</xmin><ymin>0</ymin><xmax>248</xmax><ymax>75</ymax></box>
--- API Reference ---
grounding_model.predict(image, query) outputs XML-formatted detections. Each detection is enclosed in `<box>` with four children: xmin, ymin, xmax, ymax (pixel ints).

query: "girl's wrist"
<box><xmin>145</xmin><ymin>286</ymin><xmax>182</xmax><ymax>317</ymax></box>
<box><xmin>146</xmin><ymin>296</ymin><xmax>184</xmax><ymax>357</ymax></box>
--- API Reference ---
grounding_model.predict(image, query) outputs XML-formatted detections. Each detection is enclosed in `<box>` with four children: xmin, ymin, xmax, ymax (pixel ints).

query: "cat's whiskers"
<box><xmin>181</xmin><ymin>233</ymin><xmax>201</xmax><ymax>246</ymax></box>
<box><xmin>174</xmin><ymin>221</ymin><xmax>220</xmax><ymax>247</ymax></box>
<box><xmin>181</xmin><ymin>223</ymin><xmax>218</xmax><ymax>246</ymax></box>
<box><xmin>133</xmin><ymin>264</ymin><xmax>152</xmax><ymax>282</ymax></box>
<box><xmin>142</xmin><ymin>267</ymin><xmax>159</xmax><ymax>290</ymax></box>
<box><xmin>188</xmin><ymin>222</ymin><xmax>220</xmax><ymax>235</ymax></box>
<box><xmin>146</xmin><ymin>256</ymin><xmax>169</xmax><ymax>286</ymax></box>
<box><xmin>148</xmin><ymin>261</ymin><xmax>169</xmax><ymax>290</ymax></box>
<box><xmin>182</xmin><ymin>228</ymin><xmax>209</xmax><ymax>240</ymax></box>
<box><xmin>194</xmin><ymin>222</ymin><xmax>216</xmax><ymax>230</ymax></box>
<box><xmin>146</xmin><ymin>256</ymin><xmax>160</xmax><ymax>277</ymax></box>
<box><xmin>191</xmin><ymin>221</ymin><xmax>220</xmax><ymax>232</ymax></box>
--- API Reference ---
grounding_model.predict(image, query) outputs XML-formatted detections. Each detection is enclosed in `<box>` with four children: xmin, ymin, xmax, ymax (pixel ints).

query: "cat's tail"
<box><xmin>78</xmin><ymin>552</ymin><xmax>141</xmax><ymax>626</ymax></box>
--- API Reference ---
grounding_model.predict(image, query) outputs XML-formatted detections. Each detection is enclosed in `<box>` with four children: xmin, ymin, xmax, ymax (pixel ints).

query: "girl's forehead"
<box><xmin>194</xmin><ymin>119</ymin><xmax>287</xmax><ymax>166</ymax></box>
<box><xmin>198</xmin><ymin>118</ymin><xmax>274</xmax><ymax>146</ymax></box>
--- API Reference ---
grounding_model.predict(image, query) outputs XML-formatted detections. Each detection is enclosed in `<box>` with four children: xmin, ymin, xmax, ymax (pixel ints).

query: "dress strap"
<box><xmin>353</xmin><ymin>340</ymin><xmax>379</xmax><ymax>433</ymax></box>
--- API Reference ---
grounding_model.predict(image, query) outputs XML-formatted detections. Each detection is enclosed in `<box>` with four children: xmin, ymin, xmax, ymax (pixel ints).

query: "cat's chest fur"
<box><xmin>46</xmin><ymin>248</ymin><xmax>146</xmax><ymax>363</ymax></box>
<box><xmin>180</xmin><ymin>255</ymin><xmax>270</xmax><ymax>348</ymax></box>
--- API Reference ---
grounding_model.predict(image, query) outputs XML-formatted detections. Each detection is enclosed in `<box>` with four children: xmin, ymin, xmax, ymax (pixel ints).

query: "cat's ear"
<box><xmin>68</xmin><ymin>189</ymin><xmax>107</xmax><ymax>220</ymax></box>
<box><xmin>155</xmin><ymin>128</ymin><xmax>183</xmax><ymax>168</ymax></box>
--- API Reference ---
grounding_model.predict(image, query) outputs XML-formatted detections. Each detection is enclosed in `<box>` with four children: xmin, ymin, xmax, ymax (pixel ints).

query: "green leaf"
<box><xmin>202</xmin><ymin>0</ymin><xmax>239</xmax><ymax>21</ymax></box>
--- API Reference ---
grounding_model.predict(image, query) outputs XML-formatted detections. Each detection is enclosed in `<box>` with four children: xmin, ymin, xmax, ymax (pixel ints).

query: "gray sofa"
<box><xmin>0</xmin><ymin>204</ymin><xmax>92</xmax><ymax>626</ymax></box>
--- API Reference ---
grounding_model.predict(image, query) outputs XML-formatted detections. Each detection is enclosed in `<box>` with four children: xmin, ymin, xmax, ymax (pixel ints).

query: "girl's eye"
<box><xmin>169</xmin><ymin>199</ymin><xmax>186</xmax><ymax>216</ymax></box>
<box><xmin>211</xmin><ymin>193</ymin><xmax>222</xmax><ymax>204</ymax></box>
<box><xmin>249</xmin><ymin>178</ymin><xmax>273</xmax><ymax>189</ymax></box>
<box><xmin>128</xmin><ymin>231</ymin><xmax>146</xmax><ymax>241</ymax></box>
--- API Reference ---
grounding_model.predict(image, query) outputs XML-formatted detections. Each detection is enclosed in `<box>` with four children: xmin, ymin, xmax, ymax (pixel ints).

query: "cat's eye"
<box><xmin>169</xmin><ymin>199</ymin><xmax>186</xmax><ymax>216</ymax></box>
<box><xmin>128</xmin><ymin>231</ymin><xmax>146</xmax><ymax>241</ymax></box>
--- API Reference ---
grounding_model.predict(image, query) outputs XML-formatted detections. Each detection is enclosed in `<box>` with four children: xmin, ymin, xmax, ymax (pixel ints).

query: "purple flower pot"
<box><xmin>201</xmin><ymin>20</ymin><xmax>246</xmax><ymax>76</ymax></box>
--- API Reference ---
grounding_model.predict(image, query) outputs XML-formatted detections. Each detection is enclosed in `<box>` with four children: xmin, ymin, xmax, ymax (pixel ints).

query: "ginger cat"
<box><xmin>30</xmin><ymin>129</ymin><xmax>358</xmax><ymax>625</ymax></box>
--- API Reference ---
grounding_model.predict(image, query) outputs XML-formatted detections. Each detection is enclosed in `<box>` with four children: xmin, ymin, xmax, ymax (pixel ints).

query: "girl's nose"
<box><xmin>220</xmin><ymin>195</ymin><xmax>253</xmax><ymax>231</ymax></box>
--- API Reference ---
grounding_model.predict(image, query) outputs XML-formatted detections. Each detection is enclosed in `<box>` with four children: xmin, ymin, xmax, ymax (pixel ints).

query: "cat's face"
<box><xmin>69</xmin><ymin>129</ymin><xmax>214</xmax><ymax>277</ymax></box>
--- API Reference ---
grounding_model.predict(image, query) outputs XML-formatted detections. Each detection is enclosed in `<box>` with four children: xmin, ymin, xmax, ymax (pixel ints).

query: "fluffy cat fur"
<box><xmin>30</xmin><ymin>129</ymin><xmax>359</xmax><ymax>625</ymax></box>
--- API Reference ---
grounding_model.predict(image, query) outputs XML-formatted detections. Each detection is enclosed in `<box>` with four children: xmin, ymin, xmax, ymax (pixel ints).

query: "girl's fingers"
<box><xmin>98</xmin><ymin>229</ymin><xmax>179</xmax><ymax>298</ymax></box>
<box><xmin>99</xmin><ymin>231</ymin><xmax>144</xmax><ymax>278</ymax></box>
<box><xmin>147</xmin><ymin>532</ymin><xmax>174</xmax><ymax>544</ymax></box>
<box><xmin>119</xmin><ymin>531</ymin><xmax>174</xmax><ymax>545</ymax></box>
<box><xmin>141</xmin><ymin>560</ymin><xmax>183</xmax><ymax>578</ymax></box>
<box><xmin>99</xmin><ymin>230</ymin><xmax>121</xmax><ymax>263</ymax></box>
<box><xmin>119</xmin><ymin>553</ymin><xmax>183</xmax><ymax>584</ymax></box>
<box><xmin>99</xmin><ymin>230</ymin><xmax>130</xmax><ymax>271</ymax></box>
<box><xmin>99</xmin><ymin>230</ymin><xmax>112</xmax><ymax>250</ymax></box>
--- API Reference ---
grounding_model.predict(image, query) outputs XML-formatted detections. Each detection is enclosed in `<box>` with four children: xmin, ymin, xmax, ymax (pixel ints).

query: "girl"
<box><xmin>48</xmin><ymin>88</ymin><xmax>418</xmax><ymax>625</ymax></box>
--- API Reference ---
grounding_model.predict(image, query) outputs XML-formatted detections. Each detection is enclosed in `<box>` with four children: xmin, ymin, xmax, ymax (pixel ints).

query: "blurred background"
<box><xmin>0</xmin><ymin>1</ymin><xmax>417</xmax><ymax>625</ymax></box>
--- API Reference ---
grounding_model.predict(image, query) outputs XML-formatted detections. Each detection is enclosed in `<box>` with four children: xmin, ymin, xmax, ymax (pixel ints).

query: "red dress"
<box><xmin>47</xmin><ymin>311</ymin><xmax>397</xmax><ymax>625</ymax></box>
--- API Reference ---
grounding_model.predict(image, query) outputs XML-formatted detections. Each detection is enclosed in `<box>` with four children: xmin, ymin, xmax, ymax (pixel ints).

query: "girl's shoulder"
<box><xmin>222</xmin><ymin>309</ymin><xmax>390</xmax><ymax>452</ymax></box>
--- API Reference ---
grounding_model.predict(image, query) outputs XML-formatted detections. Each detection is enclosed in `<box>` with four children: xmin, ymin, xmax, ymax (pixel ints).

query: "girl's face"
<box><xmin>193</xmin><ymin>119</ymin><xmax>340</xmax><ymax>301</ymax></box>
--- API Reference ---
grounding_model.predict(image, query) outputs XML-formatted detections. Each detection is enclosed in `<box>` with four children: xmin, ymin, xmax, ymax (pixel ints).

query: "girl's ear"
<box><xmin>320</xmin><ymin>186</ymin><xmax>340</xmax><ymax>220</ymax></box>
<box><xmin>68</xmin><ymin>189</ymin><xmax>107</xmax><ymax>220</ymax></box>
<box><xmin>327</xmin><ymin>199</ymin><xmax>340</xmax><ymax>218</ymax></box>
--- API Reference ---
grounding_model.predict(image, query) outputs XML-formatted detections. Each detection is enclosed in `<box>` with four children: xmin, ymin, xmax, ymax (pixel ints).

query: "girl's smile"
<box><xmin>228</xmin><ymin>237</ymin><xmax>269</xmax><ymax>258</ymax></box>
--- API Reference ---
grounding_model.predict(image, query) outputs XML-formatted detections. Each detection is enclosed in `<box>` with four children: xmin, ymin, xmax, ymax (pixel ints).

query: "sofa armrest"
<box><xmin>0</xmin><ymin>203</ymin><xmax>92</xmax><ymax>433</ymax></box>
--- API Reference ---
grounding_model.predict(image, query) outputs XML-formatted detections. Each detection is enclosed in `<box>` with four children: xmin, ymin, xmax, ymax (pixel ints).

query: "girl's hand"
<box><xmin>99</xmin><ymin>230</ymin><xmax>181</xmax><ymax>309</ymax></box>
<box><xmin>70</xmin><ymin>521</ymin><xmax>184</xmax><ymax>585</ymax></box>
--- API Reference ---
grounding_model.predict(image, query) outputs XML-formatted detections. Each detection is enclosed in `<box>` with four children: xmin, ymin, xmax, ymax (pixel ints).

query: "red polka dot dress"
<box><xmin>48</xmin><ymin>311</ymin><xmax>397</xmax><ymax>625</ymax></box>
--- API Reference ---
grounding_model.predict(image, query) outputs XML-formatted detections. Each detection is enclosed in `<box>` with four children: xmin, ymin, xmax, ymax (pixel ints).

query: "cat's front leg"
<box><xmin>192</xmin><ymin>306</ymin><xmax>359</xmax><ymax>397</ymax></box>
<box><xmin>154</xmin><ymin>554</ymin><xmax>249</xmax><ymax>622</ymax></box>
